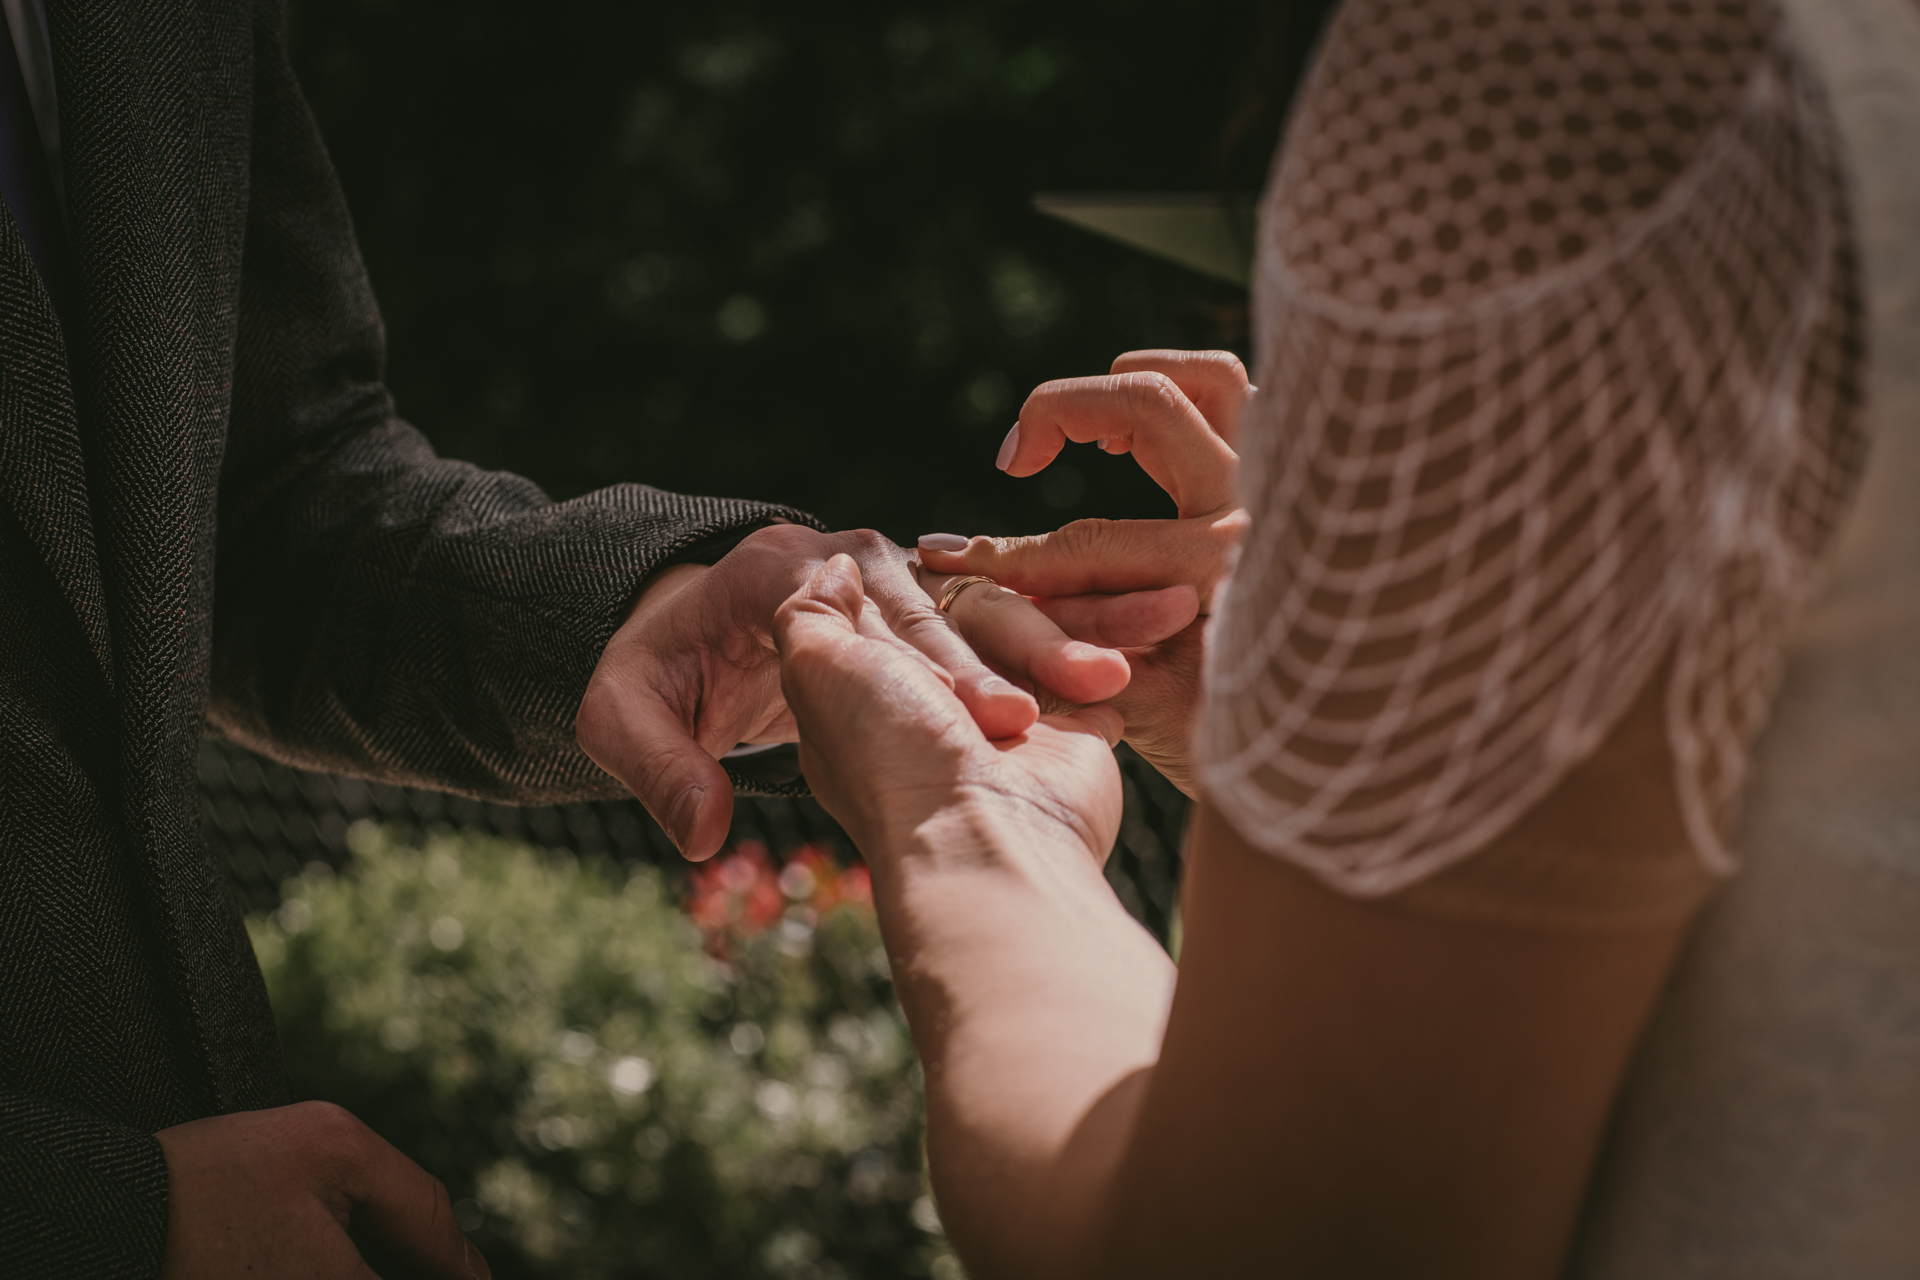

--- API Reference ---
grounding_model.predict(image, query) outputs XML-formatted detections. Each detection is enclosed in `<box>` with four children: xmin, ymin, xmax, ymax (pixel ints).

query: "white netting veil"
<box><xmin>1198</xmin><ymin>0</ymin><xmax>1867</xmax><ymax>896</ymax></box>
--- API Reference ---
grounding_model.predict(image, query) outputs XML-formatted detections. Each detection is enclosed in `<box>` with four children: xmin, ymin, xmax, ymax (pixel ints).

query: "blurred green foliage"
<box><xmin>253</xmin><ymin>825</ymin><xmax>954</xmax><ymax>1280</ymax></box>
<box><xmin>285</xmin><ymin>0</ymin><xmax>1311</xmax><ymax>543</ymax></box>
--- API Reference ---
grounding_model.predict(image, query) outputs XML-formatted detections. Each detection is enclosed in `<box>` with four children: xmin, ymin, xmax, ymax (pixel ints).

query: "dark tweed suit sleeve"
<box><xmin>0</xmin><ymin>1092</ymin><xmax>170</xmax><ymax>1279</ymax></box>
<box><xmin>206</xmin><ymin>1</ymin><xmax>820</xmax><ymax>804</ymax></box>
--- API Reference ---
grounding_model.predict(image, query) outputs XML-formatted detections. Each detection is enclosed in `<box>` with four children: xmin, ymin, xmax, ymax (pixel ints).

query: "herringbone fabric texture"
<box><xmin>0</xmin><ymin>2</ymin><xmax>811</xmax><ymax>1271</ymax></box>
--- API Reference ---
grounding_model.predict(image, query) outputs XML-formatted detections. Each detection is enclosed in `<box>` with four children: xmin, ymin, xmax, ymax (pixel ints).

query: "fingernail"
<box><xmin>995</xmin><ymin>423</ymin><xmax>1020</xmax><ymax>471</ymax></box>
<box><xmin>917</xmin><ymin>533</ymin><xmax>969</xmax><ymax>553</ymax></box>
<box><xmin>983</xmin><ymin>674</ymin><xmax>1034</xmax><ymax>707</ymax></box>
<box><xmin>669</xmin><ymin>785</ymin><xmax>705</xmax><ymax>854</ymax></box>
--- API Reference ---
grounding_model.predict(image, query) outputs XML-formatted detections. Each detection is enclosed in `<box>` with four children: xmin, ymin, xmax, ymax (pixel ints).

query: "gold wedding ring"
<box><xmin>937</xmin><ymin>575</ymin><xmax>997</xmax><ymax>613</ymax></box>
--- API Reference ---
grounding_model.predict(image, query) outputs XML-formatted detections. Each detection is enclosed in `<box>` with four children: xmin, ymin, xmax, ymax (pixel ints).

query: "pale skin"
<box><xmin>782</xmin><ymin>350</ymin><xmax>1704</xmax><ymax>1279</ymax></box>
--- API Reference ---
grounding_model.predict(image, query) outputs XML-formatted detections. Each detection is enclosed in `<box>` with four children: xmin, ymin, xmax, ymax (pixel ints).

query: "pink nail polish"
<box><xmin>995</xmin><ymin>423</ymin><xmax>1020</xmax><ymax>471</ymax></box>
<box><xmin>917</xmin><ymin>533</ymin><xmax>969</xmax><ymax>553</ymax></box>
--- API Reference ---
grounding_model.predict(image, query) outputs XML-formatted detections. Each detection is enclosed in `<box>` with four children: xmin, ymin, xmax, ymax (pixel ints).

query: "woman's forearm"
<box><xmin>869</xmin><ymin>801</ymin><xmax>1177</xmax><ymax>1280</ymax></box>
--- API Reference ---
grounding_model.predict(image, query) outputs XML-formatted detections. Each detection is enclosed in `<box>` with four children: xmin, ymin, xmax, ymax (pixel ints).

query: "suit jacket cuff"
<box><xmin>0</xmin><ymin>1092</ymin><xmax>171</xmax><ymax>1280</ymax></box>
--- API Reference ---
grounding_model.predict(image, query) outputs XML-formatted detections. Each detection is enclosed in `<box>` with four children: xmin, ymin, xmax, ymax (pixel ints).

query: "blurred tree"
<box><xmin>285</xmin><ymin>0</ymin><xmax>1322</xmax><ymax>544</ymax></box>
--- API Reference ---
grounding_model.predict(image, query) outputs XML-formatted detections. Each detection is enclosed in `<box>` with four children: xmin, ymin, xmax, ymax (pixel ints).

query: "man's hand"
<box><xmin>157</xmin><ymin>1102</ymin><xmax>485</xmax><ymax>1280</ymax></box>
<box><xmin>577</xmin><ymin>524</ymin><xmax>1143</xmax><ymax>861</ymax></box>
<box><xmin>917</xmin><ymin>349</ymin><xmax>1250</xmax><ymax>793</ymax></box>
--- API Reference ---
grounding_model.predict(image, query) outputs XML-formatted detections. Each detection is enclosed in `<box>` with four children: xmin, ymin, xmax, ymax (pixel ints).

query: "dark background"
<box><xmin>285</xmin><ymin>0</ymin><xmax>1334</xmax><ymax>544</ymax></box>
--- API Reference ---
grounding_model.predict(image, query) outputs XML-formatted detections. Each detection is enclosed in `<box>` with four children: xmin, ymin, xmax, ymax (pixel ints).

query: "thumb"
<box><xmin>345</xmin><ymin>1126</ymin><xmax>488</xmax><ymax>1280</ymax></box>
<box><xmin>1054</xmin><ymin>701</ymin><xmax>1125</xmax><ymax>749</ymax></box>
<box><xmin>776</xmin><ymin>555</ymin><xmax>974</xmax><ymax>730</ymax></box>
<box><xmin>576</xmin><ymin>661</ymin><xmax>744</xmax><ymax>862</ymax></box>
<box><xmin>773</xmin><ymin>552</ymin><xmax>867</xmax><ymax>651</ymax></box>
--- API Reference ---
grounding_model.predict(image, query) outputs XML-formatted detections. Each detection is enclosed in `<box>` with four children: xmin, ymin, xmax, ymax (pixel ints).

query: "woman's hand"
<box><xmin>917</xmin><ymin>349</ymin><xmax>1250</xmax><ymax>793</ymax></box>
<box><xmin>775</xmin><ymin>553</ymin><xmax>1125</xmax><ymax>866</ymax></box>
<box><xmin>776</xmin><ymin>554</ymin><xmax>1176</xmax><ymax>1280</ymax></box>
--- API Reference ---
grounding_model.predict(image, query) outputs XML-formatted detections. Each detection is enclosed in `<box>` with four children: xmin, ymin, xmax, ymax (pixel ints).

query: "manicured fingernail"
<box><xmin>995</xmin><ymin>423</ymin><xmax>1020</xmax><ymax>471</ymax></box>
<box><xmin>918</xmin><ymin>533</ymin><xmax>969</xmax><ymax>553</ymax></box>
<box><xmin>669</xmin><ymin>785</ymin><xmax>705</xmax><ymax>854</ymax></box>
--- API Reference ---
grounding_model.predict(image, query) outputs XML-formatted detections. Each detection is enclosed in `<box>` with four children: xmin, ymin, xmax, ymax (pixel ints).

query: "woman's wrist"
<box><xmin>856</xmin><ymin>784</ymin><xmax>1109</xmax><ymax>900</ymax></box>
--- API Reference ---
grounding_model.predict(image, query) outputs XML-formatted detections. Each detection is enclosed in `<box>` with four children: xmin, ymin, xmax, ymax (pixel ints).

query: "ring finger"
<box><xmin>847</xmin><ymin>541</ymin><xmax>1041</xmax><ymax>739</ymax></box>
<box><xmin>914</xmin><ymin>566</ymin><xmax>1132</xmax><ymax>707</ymax></box>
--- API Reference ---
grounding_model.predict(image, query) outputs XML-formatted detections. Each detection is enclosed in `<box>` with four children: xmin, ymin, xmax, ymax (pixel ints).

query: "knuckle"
<box><xmin>893</xmin><ymin>599</ymin><xmax>950</xmax><ymax>636</ymax></box>
<box><xmin>976</xmin><ymin>534</ymin><xmax>1029</xmax><ymax>562</ymax></box>
<box><xmin>1057</xmin><ymin>517</ymin><xmax>1117</xmax><ymax>552</ymax></box>
<box><xmin>836</xmin><ymin>528</ymin><xmax>895</xmax><ymax>560</ymax></box>
<box><xmin>739</xmin><ymin>522</ymin><xmax>820</xmax><ymax>559</ymax></box>
<box><xmin>1127</xmin><ymin>372</ymin><xmax>1186</xmax><ymax>417</ymax></box>
<box><xmin>290</xmin><ymin>1100</ymin><xmax>362</xmax><ymax>1159</ymax></box>
<box><xmin>946</xmin><ymin>534</ymin><xmax>1038</xmax><ymax>582</ymax></box>
<box><xmin>1023</xmin><ymin>376</ymin><xmax>1104</xmax><ymax>429</ymax></box>
<box><xmin>899</xmin><ymin>611</ymin><xmax>976</xmax><ymax>663</ymax></box>
<box><xmin>1026</xmin><ymin>376</ymin><xmax>1082</xmax><ymax>406</ymax></box>
<box><xmin>1199</xmin><ymin>349</ymin><xmax>1250</xmax><ymax>386</ymax></box>
<box><xmin>776</xmin><ymin>591</ymin><xmax>845</xmax><ymax>644</ymax></box>
<box><xmin>1110</xmin><ymin>347</ymin><xmax>1191</xmax><ymax>375</ymax></box>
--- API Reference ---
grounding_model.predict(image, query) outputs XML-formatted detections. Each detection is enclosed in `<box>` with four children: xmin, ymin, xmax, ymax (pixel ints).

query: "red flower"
<box><xmin>685</xmin><ymin>840</ymin><xmax>872</xmax><ymax>955</ymax></box>
<box><xmin>835</xmin><ymin>863</ymin><xmax>872</xmax><ymax>908</ymax></box>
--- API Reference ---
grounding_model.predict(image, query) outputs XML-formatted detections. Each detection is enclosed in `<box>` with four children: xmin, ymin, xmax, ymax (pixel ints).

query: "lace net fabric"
<box><xmin>1198</xmin><ymin>0</ymin><xmax>1868</xmax><ymax>897</ymax></box>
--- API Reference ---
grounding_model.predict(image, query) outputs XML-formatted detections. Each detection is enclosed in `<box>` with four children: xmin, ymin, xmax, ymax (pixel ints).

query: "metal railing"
<box><xmin>199</xmin><ymin>739</ymin><xmax>1189</xmax><ymax>948</ymax></box>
